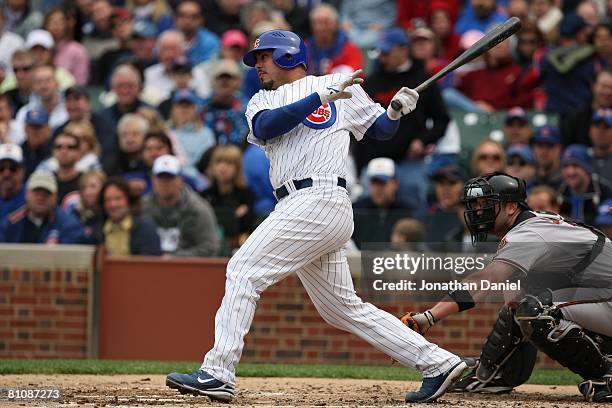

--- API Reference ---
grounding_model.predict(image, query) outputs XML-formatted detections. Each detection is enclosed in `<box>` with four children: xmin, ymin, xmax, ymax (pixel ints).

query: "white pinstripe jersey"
<box><xmin>245</xmin><ymin>74</ymin><xmax>385</xmax><ymax>189</ymax></box>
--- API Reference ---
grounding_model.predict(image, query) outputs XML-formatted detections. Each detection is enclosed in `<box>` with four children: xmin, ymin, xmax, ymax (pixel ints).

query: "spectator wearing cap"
<box><xmin>104</xmin><ymin>64</ymin><xmax>151</xmax><ymax>127</ymax></box>
<box><xmin>0</xmin><ymin>170</ymin><xmax>86</xmax><ymax>244</ymax></box>
<box><xmin>14</xmin><ymin>64</ymin><xmax>69</xmax><ymax>144</ymax></box>
<box><xmin>200</xmin><ymin>145</ymin><xmax>255</xmax><ymax>251</ymax></box>
<box><xmin>91</xmin><ymin>7</ymin><xmax>135</xmax><ymax>86</ymax></box>
<box><xmin>167</xmin><ymin>89</ymin><xmax>215</xmax><ymax>178</ymax></box>
<box><xmin>99</xmin><ymin>176</ymin><xmax>162</xmax><ymax>256</ymax></box>
<box><xmin>591</xmin><ymin>108</ymin><xmax>612</xmax><ymax>184</ymax></box>
<box><xmin>0</xmin><ymin>143</ymin><xmax>26</xmax><ymax>218</ymax></box>
<box><xmin>0</xmin><ymin>93</ymin><xmax>21</xmax><ymax>145</ymax></box>
<box><xmin>410</xmin><ymin>27</ymin><xmax>447</xmax><ymax>75</ymax></box>
<box><xmin>339</xmin><ymin>0</ymin><xmax>396</xmax><ymax>49</ymax></box>
<box><xmin>595</xmin><ymin>198</ymin><xmax>612</xmax><ymax>238</ymax></box>
<box><xmin>43</xmin><ymin>8</ymin><xmax>90</xmax><ymax>86</ymax></box>
<box><xmin>128</xmin><ymin>20</ymin><xmax>158</xmax><ymax>73</ymax></box>
<box><xmin>3</xmin><ymin>0</ymin><xmax>43</xmax><ymax>39</ymax></box>
<box><xmin>503</xmin><ymin>107</ymin><xmax>532</xmax><ymax>145</ymax></box>
<box><xmin>269</xmin><ymin>0</ymin><xmax>311</xmax><ymax>39</ymax></box>
<box><xmin>558</xmin><ymin>144</ymin><xmax>612</xmax><ymax>224</ymax></box>
<box><xmin>2</xmin><ymin>50</ymin><xmax>33</xmax><ymax>114</ymax></box>
<box><xmin>201</xmin><ymin>59</ymin><xmax>248</xmax><ymax>148</ymax></box>
<box><xmin>561</xmin><ymin>69</ymin><xmax>612</xmax><ymax>147</ymax></box>
<box><xmin>218</xmin><ymin>29</ymin><xmax>248</xmax><ymax>65</ymax></box>
<box><xmin>527</xmin><ymin>185</ymin><xmax>560</xmax><ymax>213</ymax></box>
<box><xmin>25</xmin><ymin>29</ymin><xmax>76</xmax><ymax>89</ymax></box>
<box><xmin>424</xmin><ymin>165</ymin><xmax>466</xmax><ymax>243</ymax></box>
<box><xmin>530</xmin><ymin>125</ymin><xmax>563</xmax><ymax>189</ymax></box>
<box><xmin>142</xmin><ymin>154</ymin><xmax>219</xmax><ymax>256</ymax></box>
<box><xmin>540</xmin><ymin>14</ymin><xmax>598</xmax><ymax>115</ymax></box>
<box><xmin>455</xmin><ymin>35</ymin><xmax>536</xmax><ymax>111</ymax></box>
<box><xmin>55</xmin><ymin>86</ymin><xmax>116</xmax><ymax>169</ymax></box>
<box><xmin>143</xmin><ymin>30</ymin><xmax>212</xmax><ymax>103</ymax></box>
<box><xmin>306</xmin><ymin>4</ymin><xmax>363</xmax><ymax>76</ymax></box>
<box><xmin>156</xmin><ymin>57</ymin><xmax>203</xmax><ymax>119</ymax></box>
<box><xmin>454</xmin><ymin>0</ymin><xmax>506</xmax><ymax>35</ymax></box>
<box><xmin>0</xmin><ymin>11</ymin><xmax>24</xmax><ymax>69</ymax></box>
<box><xmin>352</xmin><ymin>158</ymin><xmax>418</xmax><ymax>248</ymax></box>
<box><xmin>174</xmin><ymin>1</ymin><xmax>220</xmax><ymax>66</ymax></box>
<box><xmin>21</xmin><ymin>107</ymin><xmax>53</xmax><ymax>178</ymax></box>
<box><xmin>126</xmin><ymin>0</ymin><xmax>173</xmax><ymax>35</ymax></box>
<box><xmin>505</xmin><ymin>143</ymin><xmax>537</xmax><ymax>184</ymax></box>
<box><xmin>359</xmin><ymin>27</ymin><xmax>449</xmax><ymax>212</ymax></box>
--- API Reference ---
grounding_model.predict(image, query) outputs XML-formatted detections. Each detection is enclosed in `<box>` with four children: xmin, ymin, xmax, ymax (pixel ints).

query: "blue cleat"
<box><xmin>166</xmin><ymin>369</ymin><xmax>235</xmax><ymax>402</ymax></box>
<box><xmin>406</xmin><ymin>361</ymin><xmax>468</xmax><ymax>403</ymax></box>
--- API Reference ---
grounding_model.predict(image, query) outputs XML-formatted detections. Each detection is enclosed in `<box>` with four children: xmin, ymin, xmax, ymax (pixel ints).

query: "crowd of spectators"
<box><xmin>0</xmin><ymin>0</ymin><xmax>611</xmax><ymax>256</ymax></box>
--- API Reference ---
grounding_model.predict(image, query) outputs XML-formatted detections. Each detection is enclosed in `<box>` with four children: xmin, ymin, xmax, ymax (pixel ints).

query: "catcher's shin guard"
<box><xmin>475</xmin><ymin>304</ymin><xmax>537</xmax><ymax>386</ymax></box>
<box><xmin>515</xmin><ymin>290</ymin><xmax>611</xmax><ymax>381</ymax></box>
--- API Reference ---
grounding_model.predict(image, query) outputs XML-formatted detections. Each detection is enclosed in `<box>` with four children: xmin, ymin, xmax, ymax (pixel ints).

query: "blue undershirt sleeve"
<box><xmin>253</xmin><ymin>92</ymin><xmax>323</xmax><ymax>140</ymax></box>
<box><xmin>364</xmin><ymin>112</ymin><xmax>400</xmax><ymax>141</ymax></box>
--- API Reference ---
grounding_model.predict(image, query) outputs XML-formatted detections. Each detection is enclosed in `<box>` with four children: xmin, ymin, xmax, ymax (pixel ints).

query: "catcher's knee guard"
<box><xmin>515</xmin><ymin>290</ymin><xmax>611</xmax><ymax>380</ymax></box>
<box><xmin>476</xmin><ymin>304</ymin><xmax>537</xmax><ymax>386</ymax></box>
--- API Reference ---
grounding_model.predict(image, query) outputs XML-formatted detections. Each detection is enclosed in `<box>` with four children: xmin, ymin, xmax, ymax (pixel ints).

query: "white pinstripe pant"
<box><xmin>202</xmin><ymin>181</ymin><xmax>460</xmax><ymax>385</ymax></box>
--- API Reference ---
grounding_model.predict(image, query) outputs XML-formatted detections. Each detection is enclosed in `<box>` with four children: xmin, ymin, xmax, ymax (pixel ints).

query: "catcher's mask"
<box><xmin>461</xmin><ymin>172</ymin><xmax>528</xmax><ymax>245</ymax></box>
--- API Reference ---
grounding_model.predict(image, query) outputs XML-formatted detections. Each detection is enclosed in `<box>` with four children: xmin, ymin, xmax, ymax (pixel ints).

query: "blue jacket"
<box><xmin>0</xmin><ymin>187</ymin><xmax>25</xmax><ymax>220</ymax></box>
<box><xmin>0</xmin><ymin>206</ymin><xmax>88</xmax><ymax>244</ymax></box>
<box><xmin>187</xmin><ymin>29</ymin><xmax>220</xmax><ymax>66</ymax></box>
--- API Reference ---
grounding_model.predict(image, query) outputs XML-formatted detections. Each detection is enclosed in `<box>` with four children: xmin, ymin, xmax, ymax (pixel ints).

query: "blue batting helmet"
<box><xmin>243</xmin><ymin>30</ymin><xmax>308</xmax><ymax>70</ymax></box>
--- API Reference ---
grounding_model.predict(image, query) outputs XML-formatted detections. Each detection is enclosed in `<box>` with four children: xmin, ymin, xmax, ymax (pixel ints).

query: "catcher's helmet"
<box><xmin>461</xmin><ymin>172</ymin><xmax>528</xmax><ymax>244</ymax></box>
<box><xmin>243</xmin><ymin>30</ymin><xmax>308</xmax><ymax>70</ymax></box>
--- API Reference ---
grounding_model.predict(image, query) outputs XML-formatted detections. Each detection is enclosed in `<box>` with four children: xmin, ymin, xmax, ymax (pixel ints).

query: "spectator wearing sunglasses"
<box><xmin>49</xmin><ymin>131</ymin><xmax>82</xmax><ymax>207</ymax></box>
<box><xmin>3</xmin><ymin>50</ymin><xmax>34</xmax><ymax>115</ymax></box>
<box><xmin>0</xmin><ymin>143</ymin><xmax>26</xmax><ymax>219</ymax></box>
<box><xmin>470</xmin><ymin>139</ymin><xmax>506</xmax><ymax>177</ymax></box>
<box><xmin>505</xmin><ymin>143</ymin><xmax>536</xmax><ymax>185</ymax></box>
<box><xmin>530</xmin><ymin>126</ymin><xmax>562</xmax><ymax>190</ymax></box>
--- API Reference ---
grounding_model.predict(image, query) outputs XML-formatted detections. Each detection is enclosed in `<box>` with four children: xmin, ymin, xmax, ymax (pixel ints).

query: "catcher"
<box><xmin>402</xmin><ymin>172</ymin><xmax>612</xmax><ymax>402</ymax></box>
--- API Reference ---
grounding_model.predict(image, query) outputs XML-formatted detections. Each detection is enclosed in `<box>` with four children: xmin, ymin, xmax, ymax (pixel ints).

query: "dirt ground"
<box><xmin>0</xmin><ymin>374</ymin><xmax>592</xmax><ymax>407</ymax></box>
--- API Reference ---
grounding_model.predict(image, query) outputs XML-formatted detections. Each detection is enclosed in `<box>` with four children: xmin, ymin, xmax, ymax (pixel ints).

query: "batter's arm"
<box><xmin>252</xmin><ymin>93</ymin><xmax>323</xmax><ymax>140</ymax></box>
<box><xmin>429</xmin><ymin>260</ymin><xmax>519</xmax><ymax>321</ymax></box>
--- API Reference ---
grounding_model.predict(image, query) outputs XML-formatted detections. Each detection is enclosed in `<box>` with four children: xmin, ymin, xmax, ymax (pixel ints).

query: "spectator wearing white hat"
<box><xmin>0</xmin><ymin>170</ymin><xmax>86</xmax><ymax>244</ymax></box>
<box><xmin>0</xmin><ymin>143</ymin><xmax>26</xmax><ymax>219</ymax></box>
<box><xmin>25</xmin><ymin>29</ymin><xmax>75</xmax><ymax>89</ymax></box>
<box><xmin>352</xmin><ymin>158</ymin><xmax>418</xmax><ymax>248</ymax></box>
<box><xmin>142</xmin><ymin>154</ymin><xmax>220</xmax><ymax>257</ymax></box>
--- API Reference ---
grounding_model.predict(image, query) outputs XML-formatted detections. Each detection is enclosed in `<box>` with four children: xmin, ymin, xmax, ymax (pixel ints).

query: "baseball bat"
<box><xmin>390</xmin><ymin>17</ymin><xmax>522</xmax><ymax>111</ymax></box>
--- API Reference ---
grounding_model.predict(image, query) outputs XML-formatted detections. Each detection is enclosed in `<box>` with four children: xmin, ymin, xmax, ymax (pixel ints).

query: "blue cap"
<box><xmin>592</xmin><ymin>108</ymin><xmax>612</xmax><ymax>126</ymax></box>
<box><xmin>25</xmin><ymin>108</ymin><xmax>49</xmax><ymax>125</ymax></box>
<box><xmin>377</xmin><ymin>28</ymin><xmax>410</xmax><ymax>53</ymax></box>
<box><xmin>560</xmin><ymin>14</ymin><xmax>588</xmax><ymax>37</ymax></box>
<box><xmin>531</xmin><ymin>126</ymin><xmax>561</xmax><ymax>144</ymax></box>
<box><xmin>505</xmin><ymin>107</ymin><xmax>528</xmax><ymax>124</ymax></box>
<box><xmin>171</xmin><ymin>56</ymin><xmax>193</xmax><ymax>73</ymax></box>
<box><xmin>562</xmin><ymin>144</ymin><xmax>592</xmax><ymax>173</ymax></box>
<box><xmin>507</xmin><ymin>144</ymin><xmax>535</xmax><ymax>164</ymax></box>
<box><xmin>595</xmin><ymin>199</ymin><xmax>612</xmax><ymax>226</ymax></box>
<box><xmin>132</xmin><ymin>20</ymin><xmax>157</xmax><ymax>38</ymax></box>
<box><xmin>172</xmin><ymin>89</ymin><xmax>197</xmax><ymax>104</ymax></box>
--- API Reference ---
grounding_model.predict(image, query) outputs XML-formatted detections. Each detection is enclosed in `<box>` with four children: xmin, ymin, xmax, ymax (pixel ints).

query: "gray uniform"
<box><xmin>493</xmin><ymin>211</ymin><xmax>612</xmax><ymax>336</ymax></box>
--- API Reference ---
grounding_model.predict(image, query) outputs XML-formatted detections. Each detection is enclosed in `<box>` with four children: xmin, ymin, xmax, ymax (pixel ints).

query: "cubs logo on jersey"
<box><xmin>302</xmin><ymin>102</ymin><xmax>337</xmax><ymax>129</ymax></box>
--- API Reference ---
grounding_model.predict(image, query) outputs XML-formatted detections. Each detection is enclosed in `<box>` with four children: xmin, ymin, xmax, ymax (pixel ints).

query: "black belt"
<box><xmin>275</xmin><ymin>177</ymin><xmax>346</xmax><ymax>200</ymax></box>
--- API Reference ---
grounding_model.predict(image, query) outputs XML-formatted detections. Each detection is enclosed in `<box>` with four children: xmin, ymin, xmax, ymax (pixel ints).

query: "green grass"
<box><xmin>0</xmin><ymin>359</ymin><xmax>581</xmax><ymax>385</ymax></box>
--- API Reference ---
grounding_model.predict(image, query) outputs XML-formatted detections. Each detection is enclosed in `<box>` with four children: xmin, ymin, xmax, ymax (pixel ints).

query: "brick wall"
<box><xmin>242</xmin><ymin>275</ymin><xmax>559</xmax><ymax>368</ymax></box>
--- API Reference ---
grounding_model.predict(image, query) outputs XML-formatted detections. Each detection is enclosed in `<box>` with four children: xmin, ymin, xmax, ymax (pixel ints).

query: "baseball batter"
<box><xmin>403</xmin><ymin>172</ymin><xmax>612</xmax><ymax>402</ymax></box>
<box><xmin>166</xmin><ymin>30</ymin><xmax>466</xmax><ymax>403</ymax></box>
